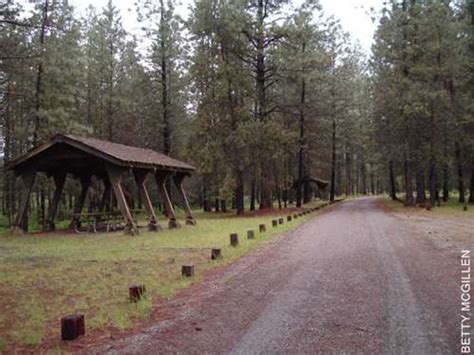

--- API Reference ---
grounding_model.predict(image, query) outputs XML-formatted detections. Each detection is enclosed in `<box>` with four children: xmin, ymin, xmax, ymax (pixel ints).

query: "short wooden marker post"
<box><xmin>272</xmin><ymin>220</ymin><xmax>278</xmax><ymax>227</ymax></box>
<box><xmin>287</xmin><ymin>215</ymin><xmax>292</xmax><ymax>222</ymax></box>
<box><xmin>230</xmin><ymin>233</ymin><xmax>239</xmax><ymax>247</ymax></box>
<box><xmin>182</xmin><ymin>264</ymin><xmax>195</xmax><ymax>277</ymax></box>
<box><xmin>278</xmin><ymin>218</ymin><xmax>284</xmax><ymax>225</ymax></box>
<box><xmin>211</xmin><ymin>248</ymin><xmax>221</xmax><ymax>260</ymax></box>
<box><xmin>129</xmin><ymin>285</ymin><xmax>146</xmax><ymax>303</ymax></box>
<box><xmin>259</xmin><ymin>224</ymin><xmax>266</xmax><ymax>233</ymax></box>
<box><xmin>293</xmin><ymin>213</ymin><xmax>298</xmax><ymax>219</ymax></box>
<box><xmin>61</xmin><ymin>314</ymin><xmax>85</xmax><ymax>341</ymax></box>
<box><xmin>247</xmin><ymin>230</ymin><xmax>255</xmax><ymax>239</ymax></box>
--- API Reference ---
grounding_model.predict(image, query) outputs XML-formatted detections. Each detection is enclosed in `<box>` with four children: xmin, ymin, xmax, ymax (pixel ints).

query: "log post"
<box><xmin>211</xmin><ymin>248</ymin><xmax>221</xmax><ymax>260</ymax></box>
<box><xmin>129</xmin><ymin>285</ymin><xmax>146</xmax><ymax>302</ymax></box>
<box><xmin>272</xmin><ymin>220</ymin><xmax>278</xmax><ymax>227</ymax></box>
<box><xmin>182</xmin><ymin>264</ymin><xmax>195</xmax><ymax>277</ymax></box>
<box><xmin>259</xmin><ymin>224</ymin><xmax>266</xmax><ymax>233</ymax></box>
<box><xmin>230</xmin><ymin>233</ymin><xmax>239</xmax><ymax>247</ymax></box>
<box><xmin>12</xmin><ymin>169</ymin><xmax>37</xmax><ymax>234</ymax></box>
<box><xmin>287</xmin><ymin>215</ymin><xmax>292</xmax><ymax>222</ymax></box>
<box><xmin>44</xmin><ymin>172</ymin><xmax>67</xmax><ymax>232</ymax></box>
<box><xmin>278</xmin><ymin>218</ymin><xmax>284</xmax><ymax>225</ymax></box>
<box><xmin>173</xmin><ymin>172</ymin><xmax>196</xmax><ymax>226</ymax></box>
<box><xmin>61</xmin><ymin>314</ymin><xmax>85</xmax><ymax>341</ymax></box>
<box><xmin>69</xmin><ymin>174</ymin><xmax>92</xmax><ymax>229</ymax></box>
<box><xmin>155</xmin><ymin>171</ymin><xmax>180</xmax><ymax>229</ymax></box>
<box><xmin>247</xmin><ymin>230</ymin><xmax>255</xmax><ymax>239</ymax></box>
<box><xmin>106</xmin><ymin>164</ymin><xmax>138</xmax><ymax>236</ymax></box>
<box><xmin>133</xmin><ymin>170</ymin><xmax>161</xmax><ymax>231</ymax></box>
<box><xmin>293</xmin><ymin>213</ymin><xmax>298</xmax><ymax>219</ymax></box>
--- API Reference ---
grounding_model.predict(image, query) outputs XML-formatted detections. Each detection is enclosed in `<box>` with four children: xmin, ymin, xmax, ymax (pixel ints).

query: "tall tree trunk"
<box><xmin>404</xmin><ymin>156</ymin><xmax>415</xmax><ymax>206</ymax></box>
<box><xmin>296</xmin><ymin>42</ymin><xmax>306</xmax><ymax>208</ymax></box>
<box><xmin>330</xmin><ymin>114</ymin><xmax>336</xmax><ymax>201</ymax></box>
<box><xmin>442</xmin><ymin>163</ymin><xmax>449</xmax><ymax>202</ymax></box>
<box><xmin>33</xmin><ymin>0</ymin><xmax>49</xmax><ymax>147</ymax></box>
<box><xmin>250</xmin><ymin>179</ymin><xmax>256</xmax><ymax>211</ymax></box>
<box><xmin>415</xmin><ymin>165</ymin><xmax>426</xmax><ymax>205</ymax></box>
<box><xmin>428</xmin><ymin>160</ymin><xmax>437</xmax><ymax>206</ymax></box>
<box><xmin>455</xmin><ymin>141</ymin><xmax>465</xmax><ymax>203</ymax></box>
<box><xmin>235</xmin><ymin>170</ymin><xmax>244</xmax><ymax>215</ymax></box>
<box><xmin>389</xmin><ymin>160</ymin><xmax>397</xmax><ymax>200</ymax></box>
<box><xmin>469</xmin><ymin>161</ymin><xmax>474</xmax><ymax>204</ymax></box>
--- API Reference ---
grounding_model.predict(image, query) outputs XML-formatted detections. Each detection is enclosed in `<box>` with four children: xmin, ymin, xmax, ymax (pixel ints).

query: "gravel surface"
<box><xmin>91</xmin><ymin>197</ymin><xmax>467</xmax><ymax>354</ymax></box>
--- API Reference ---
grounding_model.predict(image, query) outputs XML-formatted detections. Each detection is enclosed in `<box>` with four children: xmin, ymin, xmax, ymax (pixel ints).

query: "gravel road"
<box><xmin>93</xmin><ymin>197</ymin><xmax>465</xmax><ymax>354</ymax></box>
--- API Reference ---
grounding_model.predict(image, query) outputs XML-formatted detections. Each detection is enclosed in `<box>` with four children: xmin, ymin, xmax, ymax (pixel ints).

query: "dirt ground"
<box><xmin>64</xmin><ymin>197</ymin><xmax>472</xmax><ymax>354</ymax></box>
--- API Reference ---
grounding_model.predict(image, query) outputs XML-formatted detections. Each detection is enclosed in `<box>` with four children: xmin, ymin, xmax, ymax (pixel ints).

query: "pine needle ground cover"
<box><xmin>0</xmin><ymin>202</ymin><xmax>324</xmax><ymax>350</ymax></box>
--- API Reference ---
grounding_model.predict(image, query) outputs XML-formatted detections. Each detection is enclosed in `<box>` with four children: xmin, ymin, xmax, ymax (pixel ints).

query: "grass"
<box><xmin>382</xmin><ymin>193</ymin><xmax>474</xmax><ymax>216</ymax></box>
<box><xmin>0</xmin><ymin>200</ymin><xmax>327</xmax><ymax>349</ymax></box>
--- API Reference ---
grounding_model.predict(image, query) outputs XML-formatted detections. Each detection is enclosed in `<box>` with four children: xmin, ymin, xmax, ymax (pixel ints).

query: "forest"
<box><xmin>1</xmin><ymin>0</ymin><xmax>473</xmax><ymax>229</ymax></box>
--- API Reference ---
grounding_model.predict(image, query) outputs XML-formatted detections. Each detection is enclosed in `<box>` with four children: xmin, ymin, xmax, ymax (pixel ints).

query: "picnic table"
<box><xmin>73</xmin><ymin>209</ymin><xmax>145</xmax><ymax>233</ymax></box>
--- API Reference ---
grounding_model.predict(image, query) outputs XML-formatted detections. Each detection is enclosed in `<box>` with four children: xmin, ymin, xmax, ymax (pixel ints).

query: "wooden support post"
<box><xmin>211</xmin><ymin>248</ymin><xmax>221</xmax><ymax>260</ymax></box>
<box><xmin>99</xmin><ymin>179</ymin><xmax>111</xmax><ymax>212</ymax></box>
<box><xmin>129</xmin><ymin>285</ymin><xmax>146</xmax><ymax>303</ymax></box>
<box><xmin>69</xmin><ymin>174</ymin><xmax>91</xmax><ymax>229</ymax></box>
<box><xmin>44</xmin><ymin>172</ymin><xmax>67</xmax><ymax>232</ymax></box>
<box><xmin>106</xmin><ymin>164</ymin><xmax>138</xmax><ymax>236</ymax></box>
<box><xmin>133</xmin><ymin>170</ymin><xmax>161</xmax><ymax>231</ymax></box>
<box><xmin>230</xmin><ymin>233</ymin><xmax>239</xmax><ymax>247</ymax></box>
<box><xmin>155</xmin><ymin>171</ymin><xmax>180</xmax><ymax>229</ymax></box>
<box><xmin>173</xmin><ymin>173</ymin><xmax>196</xmax><ymax>226</ymax></box>
<box><xmin>182</xmin><ymin>264</ymin><xmax>195</xmax><ymax>277</ymax></box>
<box><xmin>61</xmin><ymin>314</ymin><xmax>85</xmax><ymax>341</ymax></box>
<box><xmin>12</xmin><ymin>169</ymin><xmax>37</xmax><ymax>234</ymax></box>
<box><xmin>287</xmin><ymin>215</ymin><xmax>292</xmax><ymax>222</ymax></box>
<box><xmin>278</xmin><ymin>218</ymin><xmax>284</xmax><ymax>225</ymax></box>
<box><xmin>293</xmin><ymin>213</ymin><xmax>298</xmax><ymax>219</ymax></box>
<box><xmin>247</xmin><ymin>230</ymin><xmax>255</xmax><ymax>239</ymax></box>
<box><xmin>259</xmin><ymin>224</ymin><xmax>266</xmax><ymax>233</ymax></box>
<box><xmin>272</xmin><ymin>220</ymin><xmax>278</xmax><ymax>227</ymax></box>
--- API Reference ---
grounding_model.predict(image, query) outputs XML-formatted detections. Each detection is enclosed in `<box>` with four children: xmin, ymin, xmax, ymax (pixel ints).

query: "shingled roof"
<box><xmin>9</xmin><ymin>134</ymin><xmax>196</xmax><ymax>174</ymax></box>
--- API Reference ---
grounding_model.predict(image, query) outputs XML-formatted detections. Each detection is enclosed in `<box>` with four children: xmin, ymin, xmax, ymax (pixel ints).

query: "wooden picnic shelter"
<box><xmin>8</xmin><ymin>134</ymin><xmax>196</xmax><ymax>235</ymax></box>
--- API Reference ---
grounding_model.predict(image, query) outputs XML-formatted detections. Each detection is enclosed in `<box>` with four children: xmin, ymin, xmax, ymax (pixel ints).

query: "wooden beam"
<box><xmin>173</xmin><ymin>172</ymin><xmax>196</xmax><ymax>226</ymax></box>
<box><xmin>99</xmin><ymin>178</ymin><xmax>111</xmax><ymax>212</ymax></box>
<box><xmin>155</xmin><ymin>171</ymin><xmax>180</xmax><ymax>229</ymax></box>
<box><xmin>133</xmin><ymin>170</ymin><xmax>161</xmax><ymax>231</ymax></box>
<box><xmin>12</xmin><ymin>169</ymin><xmax>37</xmax><ymax>234</ymax></box>
<box><xmin>44</xmin><ymin>172</ymin><xmax>67</xmax><ymax>232</ymax></box>
<box><xmin>69</xmin><ymin>174</ymin><xmax>92</xmax><ymax>229</ymax></box>
<box><xmin>106</xmin><ymin>164</ymin><xmax>138</xmax><ymax>236</ymax></box>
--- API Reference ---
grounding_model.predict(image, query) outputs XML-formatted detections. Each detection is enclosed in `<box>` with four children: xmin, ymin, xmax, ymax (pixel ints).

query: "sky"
<box><xmin>20</xmin><ymin>0</ymin><xmax>383</xmax><ymax>54</ymax></box>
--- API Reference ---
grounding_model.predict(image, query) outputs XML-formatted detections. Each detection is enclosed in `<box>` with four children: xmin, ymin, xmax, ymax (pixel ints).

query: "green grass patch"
<box><xmin>382</xmin><ymin>194</ymin><xmax>474</xmax><ymax>216</ymax></box>
<box><xmin>0</xmin><ymin>200</ymin><xmax>325</xmax><ymax>349</ymax></box>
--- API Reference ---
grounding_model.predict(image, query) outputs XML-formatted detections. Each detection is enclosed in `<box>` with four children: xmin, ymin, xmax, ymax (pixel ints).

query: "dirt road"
<box><xmin>93</xmin><ymin>197</ymin><xmax>469</xmax><ymax>354</ymax></box>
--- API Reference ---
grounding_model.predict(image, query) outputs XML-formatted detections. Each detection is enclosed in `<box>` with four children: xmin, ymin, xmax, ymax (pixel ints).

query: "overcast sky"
<box><xmin>21</xmin><ymin>0</ymin><xmax>383</xmax><ymax>54</ymax></box>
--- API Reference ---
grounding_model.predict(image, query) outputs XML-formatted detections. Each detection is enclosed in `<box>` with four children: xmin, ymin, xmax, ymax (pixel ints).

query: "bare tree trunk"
<box><xmin>455</xmin><ymin>142</ymin><xmax>465</xmax><ymax>203</ymax></box>
<box><xmin>389</xmin><ymin>160</ymin><xmax>397</xmax><ymax>200</ymax></box>
<box><xmin>330</xmin><ymin>115</ymin><xmax>336</xmax><ymax>202</ymax></box>
<box><xmin>415</xmin><ymin>165</ymin><xmax>426</xmax><ymax>205</ymax></box>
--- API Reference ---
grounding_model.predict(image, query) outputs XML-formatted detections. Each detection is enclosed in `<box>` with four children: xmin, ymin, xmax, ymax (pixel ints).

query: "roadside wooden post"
<box><xmin>45</xmin><ymin>172</ymin><xmax>67</xmax><ymax>232</ymax></box>
<box><xmin>230</xmin><ymin>233</ymin><xmax>239</xmax><ymax>247</ymax></box>
<box><xmin>12</xmin><ymin>169</ymin><xmax>37</xmax><ymax>234</ymax></box>
<box><xmin>272</xmin><ymin>220</ymin><xmax>278</xmax><ymax>227</ymax></box>
<box><xmin>293</xmin><ymin>214</ymin><xmax>298</xmax><ymax>219</ymax></box>
<box><xmin>106</xmin><ymin>164</ymin><xmax>138</xmax><ymax>236</ymax></box>
<box><xmin>133</xmin><ymin>170</ymin><xmax>162</xmax><ymax>231</ymax></box>
<box><xmin>155</xmin><ymin>171</ymin><xmax>180</xmax><ymax>229</ymax></box>
<box><xmin>182</xmin><ymin>264</ymin><xmax>195</xmax><ymax>277</ymax></box>
<box><xmin>278</xmin><ymin>218</ymin><xmax>284</xmax><ymax>225</ymax></box>
<box><xmin>61</xmin><ymin>314</ymin><xmax>85</xmax><ymax>341</ymax></box>
<box><xmin>129</xmin><ymin>285</ymin><xmax>146</xmax><ymax>303</ymax></box>
<box><xmin>173</xmin><ymin>173</ymin><xmax>197</xmax><ymax>226</ymax></box>
<box><xmin>259</xmin><ymin>224</ymin><xmax>266</xmax><ymax>233</ymax></box>
<box><xmin>211</xmin><ymin>248</ymin><xmax>221</xmax><ymax>260</ymax></box>
<box><xmin>287</xmin><ymin>215</ymin><xmax>292</xmax><ymax>222</ymax></box>
<box><xmin>247</xmin><ymin>230</ymin><xmax>255</xmax><ymax>239</ymax></box>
